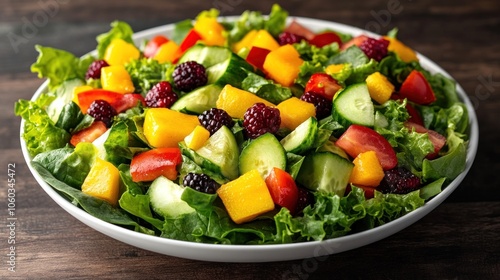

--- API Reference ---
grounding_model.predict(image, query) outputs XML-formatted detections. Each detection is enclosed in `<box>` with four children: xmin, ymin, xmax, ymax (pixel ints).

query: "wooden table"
<box><xmin>1</xmin><ymin>0</ymin><xmax>499</xmax><ymax>278</ymax></box>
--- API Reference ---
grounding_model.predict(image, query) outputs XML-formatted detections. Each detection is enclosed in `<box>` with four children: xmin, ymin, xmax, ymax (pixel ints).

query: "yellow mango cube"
<box><xmin>184</xmin><ymin>125</ymin><xmax>210</xmax><ymax>150</ymax></box>
<box><xmin>263</xmin><ymin>44</ymin><xmax>304</xmax><ymax>86</ymax></box>
<box><xmin>143</xmin><ymin>108</ymin><xmax>199</xmax><ymax>148</ymax></box>
<box><xmin>103</xmin><ymin>38</ymin><xmax>140</xmax><ymax>66</ymax></box>
<box><xmin>325</xmin><ymin>64</ymin><xmax>346</xmax><ymax>75</ymax></box>
<box><xmin>233</xmin><ymin>30</ymin><xmax>258</xmax><ymax>53</ymax></box>
<box><xmin>383</xmin><ymin>36</ymin><xmax>418</xmax><ymax>63</ymax></box>
<box><xmin>101</xmin><ymin>65</ymin><xmax>135</xmax><ymax>94</ymax></box>
<box><xmin>277</xmin><ymin>97</ymin><xmax>316</xmax><ymax>130</ymax></box>
<box><xmin>251</xmin><ymin>30</ymin><xmax>280</xmax><ymax>51</ymax></box>
<box><xmin>365</xmin><ymin>72</ymin><xmax>395</xmax><ymax>104</ymax></box>
<box><xmin>82</xmin><ymin>157</ymin><xmax>120</xmax><ymax>206</ymax></box>
<box><xmin>194</xmin><ymin>17</ymin><xmax>226</xmax><ymax>46</ymax></box>
<box><xmin>216</xmin><ymin>84</ymin><xmax>274</xmax><ymax>119</ymax></box>
<box><xmin>349</xmin><ymin>151</ymin><xmax>385</xmax><ymax>187</ymax></box>
<box><xmin>154</xmin><ymin>41</ymin><xmax>180</xmax><ymax>63</ymax></box>
<box><xmin>217</xmin><ymin>169</ymin><xmax>275</xmax><ymax>224</ymax></box>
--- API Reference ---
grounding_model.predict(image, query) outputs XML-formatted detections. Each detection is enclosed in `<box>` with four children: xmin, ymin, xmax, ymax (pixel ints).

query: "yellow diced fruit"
<box><xmin>277</xmin><ymin>97</ymin><xmax>316</xmax><ymax>130</ymax></box>
<box><xmin>349</xmin><ymin>151</ymin><xmax>385</xmax><ymax>187</ymax></box>
<box><xmin>263</xmin><ymin>44</ymin><xmax>304</xmax><ymax>87</ymax></box>
<box><xmin>101</xmin><ymin>65</ymin><xmax>135</xmax><ymax>94</ymax></box>
<box><xmin>325</xmin><ymin>64</ymin><xmax>345</xmax><ymax>75</ymax></box>
<box><xmin>232</xmin><ymin>30</ymin><xmax>258</xmax><ymax>53</ymax></box>
<box><xmin>365</xmin><ymin>72</ymin><xmax>395</xmax><ymax>104</ymax></box>
<box><xmin>153</xmin><ymin>41</ymin><xmax>180</xmax><ymax>63</ymax></box>
<box><xmin>194</xmin><ymin>17</ymin><xmax>226</xmax><ymax>46</ymax></box>
<box><xmin>103</xmin><ymin>38</ymin><xmax>140</xmax><ymax>66</ymax></box>
<box><xmin>184</xmin><ymin>125</ymin><xmax>210</xmax><ymax>150</ymax></box>
<box><xmin>216</xmin><ymin>84</ymin><xmax>275</xmax><ymax>119</ymax></box>
<box><xmin>383</xmin><ymin>36</ymin><xmax>418</xmax><ymax>63</ymax></box>
<box><xmin>72</xmin><ymin>85</ymin><xmax>93</xmax><ymax>105</ymax></box>
<box><xmin>143</xmin><ymin>108</ymin><xmax>199</xmax><ymax>148</ymax></box>
<box><xmin>251</xmin><ymin>30</ymin><xmax>280</xmax><ymax>51</ymax></box>
<box><xmin>82</xmin><ymin>157</ymin><xmax>120</xmax><ymax>206</ymax></box>
<box><xmin>217</xmin><ymin>169</ymin><xmax>275</xmax><ymax>224</ymax></box>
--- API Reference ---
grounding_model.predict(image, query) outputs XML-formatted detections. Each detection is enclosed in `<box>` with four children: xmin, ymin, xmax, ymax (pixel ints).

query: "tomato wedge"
<box><xmin>309</xmin><ymin>31</ymin><xmax>342</xmax><ymax>48</ymax></box>
<box><xmin>340</xmin><ymin>35</ymin><xmax>369</xmax><ymax>51</ymax></box>
<box><xmin>405</xmin><ymin>121</ymin><xmax>446</xmax><ymax>159</ymax></box>
<box><xmin>144</xmin><ymin>35</ymin><xmax>169</xmax><ymax>58</ymax></box>
<box><xmin>69</xmin><ymin>121</ymin><xmax>107</xmax><ymax>147</ymax></box>
<box><xmin>130</xmin><ymin>147</ymin><xmax>182</xmax><ymax>182</ymax></box>
<box><xmin>305</xmin><ymin>73</ymin><xmax>342</xmax><ymax>101</ymax></box>
<box><xmin>284</xmin><ymin>20</ymin><xmax>315</xmax><ymax>40</ymax></box>
<box><xmin>265</xmin><ymin>167</ymin><xmax>299</xmax><ymax>215</ymax></box>
<box><xmin>399</xmin><ymin>70</ymin><xmax>436</xmax><ymax>105</ymax></box>
<box><xmin>336</xmin><ymin>124</ymin><xmax>398</xmax><ymax>170</ymax></box>
<box><xmin>246</xmin><ymin>46</ymin><xmax>271</xmax><ymax>71</ymax></box>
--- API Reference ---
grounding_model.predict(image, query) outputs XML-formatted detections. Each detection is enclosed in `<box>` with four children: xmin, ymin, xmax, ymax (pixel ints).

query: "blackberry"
<box><xmin>359</xmin><ymin>37</ymin><xmax>390</xmax><ymax>61</ymax></box>
<box><xmin>183</xmin><ymin>172</ymin><xmax>219</xmax><ymax>194</ymax></box>
<box><xmin>172</xmin><ymin>61</ymin><xmax>207</xmax><ymax>92</ymax></box>
<box><xmin>378</xmin><ymin>167</ymin><xmax>421</xmax><ymax>194</ymax></box>
<box><xmin>278</xmin><ymin>32</ymin><xmax>305</xmax><ymax>45</ymax></box>
<box><xmin>145</xmin><ymin>81</ymin><xmax>178</xmax><ymax>108</ymax></box>
<box><xmin>295</xmin><ymin>187</ymin><xmax>314</xmax><ymax>215</ymax></box>
<box><xmin>198</xmin><ymin>108</ymin><xmax>234</xmax><ymax>135</ymax></box>
<box><xmin>300</xmin><ymin>91</ymin><xmax>332</xmax><ymax>119</ymax></box>
<box><xmin>87</xmin><ymin>99</ymin><xmax>117</xmax><ymax>127</ymax></box>
<box><xmin>243</xmin><ymin>103</ymin><xmax>281</xmax><ymax>139</ymax></box>
<box><xmin>85</xmin><ymin>59</ymin><xmax>109</xmax><ymax>80</ymax></box>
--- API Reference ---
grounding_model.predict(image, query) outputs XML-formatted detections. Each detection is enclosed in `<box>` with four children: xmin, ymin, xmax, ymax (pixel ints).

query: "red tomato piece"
<box><xmin>112</xmin><ymin>93</ymin><xmax>145</xmax><ymax>113</ymax></box>
<box><xmin>309</xmin><ymin>31</ymin><xmax>342</xmax><ymax>48</ymax></box>
<box><xmin>404</xmin><ymin>121</ymin><xmax>446</xmax><ymax>159</ymax></box>
<box><xmin>284</xmin><ymin>20</ymin><xmax>316</xmax><ymax>41</ymax></box>
<box><xmin>340</xmin><ymin>35</ymin><xmax>369</xmax><ymax>51</ymax></box>
<box><xmin>246</xmin><ymin>46</ymin><xmax>271</xmax><ymax>71</ymax></box>
<box><xmin>144</xmin><ymin>35</ymin><xmax>169</xmax><ymax>58</ymax></box>
<box><xmin>130</xmin><ymin>147</ymin><xmax>182</xmax><ymax>182</ymax></box>
<box><xmin>265</xmin><ymin>167</ymin><xmax>299</xmax><ymax>215</ymax></box>
<box><xmin>399</xmin><ymin>70</ymin><xmax>437</xmax><ymax>105</ymax></box>
<box><xmin>390</xmin><ymin>93</ymin><xmax>425</xmax><ymax>126</ymax></box>
<box><xmin>304</xmin><ymin>73</ymin><xmax>342</xmax><ymax>101</ymax></box>
<box><xmin>336</xmin><ymin>124</ymin><xmax>398</xmax><ymax>170</ymax></box>
<box><xmin>178</xmin><ymin>29</ymin><xmax>203</xmax><ymax>54</ymax></box>
<box><xmin>70</xmin><ymin>121</ymin><xmax>107</xmax><ymax>147</ymax></box>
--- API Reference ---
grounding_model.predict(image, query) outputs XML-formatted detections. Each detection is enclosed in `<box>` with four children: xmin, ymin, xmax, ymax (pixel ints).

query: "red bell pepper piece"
<box><xmin>265</xmin><ymin>167</ymin><xmax>299</xmax><ymax>215</ymax></box>
<box><xmin>309</xmin><ymin>31</ymin><xmax>342</xmax><ymax>48</ymax></box>
<box><xmin>144</xmin><ymin>35</ymin><xmax>169</xmax><ymax>58</ymax></box>
<box><xmin>336</xmin><ymin>124</ymin><xmax>398</xmax><ymax>170</ymax></box>
<box><xmin>130</xmin><ymin>147</ymin><xmax>182</xmax><ymax>182</ymax></box>
<box><xmin>246</xmin><ymin>46</ymin><xmax>271</xmax><ymax>71</ymax></box>
<box><xmin>78</xmin><ymin>89</ymin><xmax>144</xmax><ymax>114</ymax></box>
<box><xmin>70</xmin><ymin>121</ymin><xmax>107</xmax><ymax>147</ymax></box>
<box><xmin>399</xmin><ymin>70</ymin><xmax>436</xmax><ymax>105</ymax></box>
<box><xmin>178</xmin><ymin>29</ymin><xmax>203</xmax><ymax>54</ymax></box>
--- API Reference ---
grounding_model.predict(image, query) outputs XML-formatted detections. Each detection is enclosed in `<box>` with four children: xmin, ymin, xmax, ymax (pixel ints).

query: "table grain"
<box><xmin>1</xmin><ymin>0</ymin><xmax>499</xmax><ymax>279</ymax></box>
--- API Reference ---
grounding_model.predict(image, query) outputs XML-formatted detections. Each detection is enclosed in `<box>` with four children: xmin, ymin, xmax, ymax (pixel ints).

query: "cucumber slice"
<box><xmin>147</xmin><ymin>176</ymin><xmax>194</xmax><ymax>218</ymax></box>
<box><xmin>296</xmin><ymin>152</ymin><xmax>354</xmax><ymax>197</ymax></box>
<box><xmin>195</xmin><ymin>125</ymin><xmax>239</xmax><ymax>180</ymax></box>
<box><xmin>332</xmin><ymin>83</ymin><xmax>374</xmax><ymax>128</ymax></box>
<box><xmin>171</xmin><ymin>84</ymin><xmax>222</xmax><ymax>114</ymax></box>
<box><xmin>280</xmin><ymin>117</ymin><xmax>318</xmax><ymax>154</ymax></box>
<box><xmin>178</xmin><ymin>44</ymin><xmax>231</xmax><ymax>68</ymax></box>
<box><xmin>207</xmin><ymin>53</ymin><xmax>253</xmax><ymax>88</ymax></box>
<box><xmin>239</xmin><ymin>133</ymin><xmax>286</xmax><ymax>179</ymax></box>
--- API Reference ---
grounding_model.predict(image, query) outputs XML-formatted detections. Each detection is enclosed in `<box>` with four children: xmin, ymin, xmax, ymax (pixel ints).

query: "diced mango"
<box><xmin>349</xmin><ymin>151</ymin><xmax>385</xmax><ymax>187</ymax></box>
<box><xmin>101</xmin><ymin>65</ymin><xmax>135</xmax><ymax>94</ymax></box>
<box><xmin>277</xmin><ymin>97</ymin><xmax>316</xmax><ymax>130</ymax></box>
<box><xmin>216</xmin><ymin>84</ymin><xmax>274</xmax><ymax>119</ymax></box>
<box><xmin>72</xmin><ymin>85</ymin><xmax>93</xmax><ymax>105</ymax></box>
<box><xmin>103</xmin><ymin>38</ymin><xmax>140</xmax><ymax>66</ymax></box>
<box><xmin>217</xmin><ymin>169</ymin><xmax>275</xmax><ymax>224</ymax></box>
<box><xmin>233</xmin><ymin>30</ymin><xmax>258</xmax><ymax>53</ymax></box>
<box><xmin>81</xmin><ymin>157</ymin><xmax>120</xmax><ymax>206</ymax></box>
<box><xmin>251</xmin><ymin>30</ymin><xmax>280</xmax><ymax>51</ymax></box>
<box><xmin>143</xmin><ymin>108</ymin><xmax>200</xmax><ymax>148</ymax></box>
<box><xmin>153</xmin><ymin>41</ymin><xmax>180</xmax><ymax>63</ymax></box>
<box><xmin>263</xmin><ymin>44</ymin><xmax>304</xmax><ymax>86</ymax></box>
<box><xmin>325</xmin><ymin>64</ymin><xmax>346</xmax><ymax>75</ymax></box>
<box><xmin>194</xmin><ymin>17</ymin><xmax>226</xmax><ymax>46</ymax></box>
<box><xmin>184</xmin><ymin>125</ymin><xmax>210</xmax><ymax>150</ymax></box>
<box><xmin>365</xmin><ymin>72</ymin><xmax>395</xmax><ymax>104</ymax></box>
<box><xmin>383</xmin><ymin>36</ymin><xmax>418</xmax><ymax>63</ymax></box>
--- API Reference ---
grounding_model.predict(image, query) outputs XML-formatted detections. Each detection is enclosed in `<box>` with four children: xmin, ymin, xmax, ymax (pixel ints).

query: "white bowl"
<box><xmin>21</xmin><ymin>17</ymin><xmax>479</xmax><ymax>262</ymax></box>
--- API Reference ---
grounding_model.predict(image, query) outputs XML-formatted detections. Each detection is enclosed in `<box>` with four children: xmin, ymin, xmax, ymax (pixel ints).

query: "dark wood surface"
<box><xmin>1</xmin><ymin>0</ymin><xmax>499</xmax><ymax>279</ymax></box>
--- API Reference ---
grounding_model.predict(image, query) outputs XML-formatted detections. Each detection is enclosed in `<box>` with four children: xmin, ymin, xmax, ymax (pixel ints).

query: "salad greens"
<box><xmin>16</xmin><ymin>4</ymin><xmax>470</xmax><ymax>245</ymax></box>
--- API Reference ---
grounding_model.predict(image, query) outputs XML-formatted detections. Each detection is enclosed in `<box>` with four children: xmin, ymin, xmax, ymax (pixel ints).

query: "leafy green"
<box><xmin>172</xmin><ymin>19</ymin><xmax>194</xmax><ymax>45</ymax></box>
<box><xmin>55</xmin><ymin>102</ymin><xmax>85</xmax><ymax>133</ymax></box>
<box><xmin>294</xmin><ymin>40</ymin><xmax>340</xmax><ymax>86</ymax></box>
<box><xmin>241</xmin><ymin>72</ymin><xmax>292</xmax><ymax>104</ymax></box>
<box><xmin>96</xmin><ymin>21</ymin><xmax>134</xmax><ymax>59</ymax></box>
<box><xmin>125</xmin><ymin>58</ymin><xmax>172</xmax><ymax>94</ymax></box>
<box><xmin>15</xmin><ymin>99</ymin><xmax>70</xmax><ymax>157</ymax></box>
<box><xmin>327</xmin><ymin>46</ymin><xmax>378</xmax><ymax>84</ymax></box>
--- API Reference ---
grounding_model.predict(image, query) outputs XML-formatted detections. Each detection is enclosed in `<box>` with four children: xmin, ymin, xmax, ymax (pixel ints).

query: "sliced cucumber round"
<box><xmin>280</xmin><ymin>117</ymin><xmax>318</xmax><ymax>155</ymax></box>
<box><xmin>239</xmin><ymin>133</ymin><xmax>286</xmax><ymax>179</ymax></box>
<box><xmin>147</xmin><ymin>176</ymin><xmax>194</xmax><ymax>218</ymax></box>
<box><xmin>178</xmin><ymin>44</ymin><xmax>231</xmax><ymax>68</ymax></box>
<box><xmin>332</xmin><ymin>83</ymin><xmax>374</xmax><ymax>128</ymax></box>
<box><xmin>207</xmin><ymin>53</ymin><xmax>254</xmax><ymax>88</ymax></box>
<box><xmin>171</xmin><ymin>84</ymin><xmax>222</xmax><ymax>114</ymax></box>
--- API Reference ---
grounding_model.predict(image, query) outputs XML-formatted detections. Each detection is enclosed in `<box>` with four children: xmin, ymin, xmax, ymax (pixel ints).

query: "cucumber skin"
<box><xmin>239</xmin><ymin>133</ymin><xmax>286</xmax><ymax>179</ymax></box>
<box><xmin>170</xmin><ymin>84</ymin><xmax>222</xmax><ymax>114</ymax></box>
<box><xmin>178</xmin><ymin>44</ymin><xmax>231</xmax><ymax>67</ymax></box>
<box><xmin>280</xmin><ymin>117</ymin><xmax>318</xmax><ymax>155</ymax></box>
<box><xmin>207</xmin><ymin>53</ymin><xmax>254</xmax><ymax>88</ymax></box>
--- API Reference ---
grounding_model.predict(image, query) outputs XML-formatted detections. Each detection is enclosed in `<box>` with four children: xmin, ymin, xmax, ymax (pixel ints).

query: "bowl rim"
<box><xmin>20</xmin><ymin>16</ymin><xmax>479</xmax><ymax>262</ymax></box>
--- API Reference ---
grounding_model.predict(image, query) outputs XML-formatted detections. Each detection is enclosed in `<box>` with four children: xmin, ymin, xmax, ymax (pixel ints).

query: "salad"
<box><xmin>16</xmin><ymin>4</ymin><xmax>470</xmax><ymax>244</ymax></box>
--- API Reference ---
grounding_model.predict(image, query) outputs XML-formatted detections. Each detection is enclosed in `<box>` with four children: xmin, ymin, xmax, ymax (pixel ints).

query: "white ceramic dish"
<box><xmin>21</xmin><ymin>17</ymin><xmax>479</xmax><ymax>262</ymax></box>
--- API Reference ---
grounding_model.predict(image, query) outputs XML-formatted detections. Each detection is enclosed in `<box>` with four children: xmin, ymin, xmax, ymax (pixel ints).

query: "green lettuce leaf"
<box><xmin>241</xmin><ymin>72</ymin><xmax>292</xmax><ymax>104</ymax></box>
<box><xmin>125</xmin><ymin>58</ymin><xmax>172</xmax><ymax>94</ymax></box>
